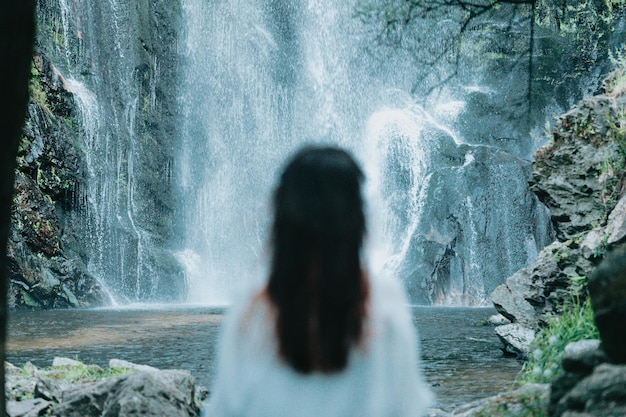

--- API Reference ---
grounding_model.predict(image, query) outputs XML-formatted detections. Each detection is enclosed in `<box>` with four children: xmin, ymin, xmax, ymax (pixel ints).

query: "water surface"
<box><xmin>7</xmin><ymin>306</ymin><xmax>520</xmax><ymax>411</ymax></box>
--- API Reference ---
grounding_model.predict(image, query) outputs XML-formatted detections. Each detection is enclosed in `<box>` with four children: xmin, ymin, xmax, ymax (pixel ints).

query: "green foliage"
<box><xmin>519</xmin><ymin>297</ymin><xmax>599</xmax><ymax>385</ymax></box>
<box><xmin>48</xmin><ymin>363</ymin><xmax>132</xmax><ymax>382</ymax></box>
<box><xmin>18</xmin><ymin>361</ymin><xmax>134</xmax><ymax>384</ymax></box>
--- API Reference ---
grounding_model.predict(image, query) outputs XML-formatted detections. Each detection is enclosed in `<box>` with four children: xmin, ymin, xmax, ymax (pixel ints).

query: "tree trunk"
<box><xmin>0</xmin><ymin>1</ymin><xmax>36</xmax><ymax>415</ymax></box>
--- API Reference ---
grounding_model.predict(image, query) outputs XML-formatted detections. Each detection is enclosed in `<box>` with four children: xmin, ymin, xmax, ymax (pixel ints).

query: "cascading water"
<box><xmin>41</xmin><ymin>0</ymin><xmax>184</xmax><ymax>303</ymax></box>
<box><xmin>40</xmin><ymin>0</ymin><xmax>552</xmax><ymax>306</ymax></box>
<box><xmin>175</xmin><ymin>0</ymin><xmax>553</xmax><ymax>305</ymax></box>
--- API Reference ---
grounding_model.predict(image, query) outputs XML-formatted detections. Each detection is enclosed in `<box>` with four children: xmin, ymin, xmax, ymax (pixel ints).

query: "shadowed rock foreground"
<box><xmin>5</xmin><ymin>358</ymin><xmax>206</xmax><ymax>417</ymax></box>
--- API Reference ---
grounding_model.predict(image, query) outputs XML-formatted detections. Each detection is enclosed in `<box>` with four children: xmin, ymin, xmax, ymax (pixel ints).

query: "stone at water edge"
<box><xmin>491</xmin><ymin>267</ymin><xmax>537</xmax><ymax>328</ymax></box>
<box><xmin>109</xmin><ymin>358</ymin><xmax>160</xmax><ymax>372</ymax></box>
<box><xmin>51</xmin><ymin>357</ymin><xmax>85</xmax><ymax>367</ymax></box>
<box><xmin>588</xmin><ymin>247</ymin><xmax>626</xmax><ymax>364</ymax></box>
<box><xmin>494</xmin><ymin>323</ymin><xmax>535</xmax><ymax>357</ymax></box>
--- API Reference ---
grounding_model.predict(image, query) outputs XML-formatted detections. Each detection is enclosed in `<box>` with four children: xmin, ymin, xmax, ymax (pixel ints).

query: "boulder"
<box><xmin>491</xmin><ymin>266</ymin><xmax>537</xmax><ymax>327</ymax></box>
<box><xmin>6</xmin><ymin>359</ymin><xmax>202</xmax><ymax>417</ymax></box>
<box><xmin>553</xmin><ymin>363</ymin><xmax>626</xmax><ymax>417</ymax></box>
<box><xmin>51</xmin><ymin>357</ymin><xmax>84</xmax><ymax>368</ymax></box>
<box><xmin>494</xmin><ymin>323</ymin><xmax>535</xmax><ymax>357</ymax></box>
<box><xmin>109</xmin><ymin>358</ymin><xmax>159</xmax><ymax>373</ymax></box>
<box><xmin>588</xmin><ymin>247</ymin><xmax>626</xmax><ymax>364</ymax></box>
<box><xmin>548</xmin><ymin>340</ymin><xmax>626</xmax><ymax>417</ymax></box>
<box><xmin>50</xmin><ymin>370</ymin><xmax>199</xmax><ymax>417</ymax></box>
<box><xmin>561</xmin><ymin>340</ymin><xmax>609</xmax><ymax>375</ymax></box>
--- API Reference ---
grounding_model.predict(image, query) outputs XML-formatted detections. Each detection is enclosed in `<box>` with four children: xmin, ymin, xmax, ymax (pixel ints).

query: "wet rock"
<box><xmin>8</xmin><ymin>52</ymin><xmax>108</xmax><ymax>310</ymax></box>
<box><xmin>588</xmin><ymin>247</ymin><xmax>626</xmax><ymax>364</ymax></box>
<box><xmin>395</xmin><ymin>142</ymin><xmax>552</xmax><ymax>305</ymax></box>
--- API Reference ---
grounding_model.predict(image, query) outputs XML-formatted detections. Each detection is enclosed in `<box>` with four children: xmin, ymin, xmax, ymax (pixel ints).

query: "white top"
<box><xmin>204</xmin><ymin>273</ymin><xmax>433</xmax><ymax>417</ymax></box>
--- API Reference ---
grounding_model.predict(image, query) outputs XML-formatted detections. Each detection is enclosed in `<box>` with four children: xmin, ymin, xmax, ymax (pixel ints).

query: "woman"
<box><xmin>205</xmin><ymin>146</ymin><xmax>433</xmax><ymax>417</ymax></box>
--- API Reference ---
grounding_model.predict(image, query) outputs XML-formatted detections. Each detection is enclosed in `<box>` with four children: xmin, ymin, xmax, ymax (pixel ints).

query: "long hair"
<box><xmin>267</xmin><ymin>146</ymin><xmax>369</xmax><ymax>374</ymax></box>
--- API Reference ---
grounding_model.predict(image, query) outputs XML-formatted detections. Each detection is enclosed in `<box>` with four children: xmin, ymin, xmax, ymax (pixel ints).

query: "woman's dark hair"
<box><xmin>267</xmin><ymin>145</ymin><xmax>369</xmax><ymax>374</ymax></box>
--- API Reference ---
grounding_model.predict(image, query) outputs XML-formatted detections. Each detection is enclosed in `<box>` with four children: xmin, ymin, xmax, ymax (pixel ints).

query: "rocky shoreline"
<box><xmin>5</xmin><ymin>358</ymin><xmax>208</xmax><ymax>417</ymax></box>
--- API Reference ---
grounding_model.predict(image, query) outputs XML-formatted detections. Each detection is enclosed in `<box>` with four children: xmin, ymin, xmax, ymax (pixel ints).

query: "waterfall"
<box><xmin>42</xmin><ymin>0</ymin><xmax>184</xmax><ymax>303</ymax></box>
<box><xmin>175</xmin><ymin>0</ymin><xmax>553</xmax><ymax>305</ymax></box>
<box><xmin>39</xmin><ymin>0</ymin><xmax>552</xmax><ymax>306</ymax></box>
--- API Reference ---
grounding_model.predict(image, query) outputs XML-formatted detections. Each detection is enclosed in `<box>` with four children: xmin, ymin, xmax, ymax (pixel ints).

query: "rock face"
<box><xmin>491</xmin><ymin>83</ymin><xmax>626</xmax><ymax>354</ymax></box>
<box><xmin>530</xmin><ymin>96</ymin><xmax>625</xmax><ymax>242</ymax></box>
<box><xmin>8</xmin><ymin>0</ymin><xmax>186</xmax><ymax>308</ymax></box>
<box><xmin>375</xmin><ymin>110</ymin><xmax>553</xmax><ymax>305</ymax></box>
<box><xmin>588</xmin><ymin>247</ymin><xmax>626</xmax><ymax>364</ymax></box>
<box><xmin>8</xmin><ymin>53</ymin><xmax>108</xmax><ymax>309</ymax></box>
<box><xmin>491</xmin><ymin>239</ymin><xmax>596</xmax><ymax>330</ymax></box>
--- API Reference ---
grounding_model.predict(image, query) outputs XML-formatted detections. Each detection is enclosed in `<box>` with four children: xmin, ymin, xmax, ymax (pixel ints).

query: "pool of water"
<box><xmin>7</xmin><ymin>305</ymin><xmax>521</xmax><ymax>411</ymax></box>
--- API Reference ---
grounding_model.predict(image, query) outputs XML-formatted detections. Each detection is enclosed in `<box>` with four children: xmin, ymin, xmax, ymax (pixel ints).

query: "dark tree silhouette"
<box><xmin>0</xmin><ymin>1</ymin><xmax>36</xmax><ymax>414</ymax></box>
<box><xmin>357</xmin><ymin>0</ymin><xmax>536</xmax><ymax>94</ymax></box>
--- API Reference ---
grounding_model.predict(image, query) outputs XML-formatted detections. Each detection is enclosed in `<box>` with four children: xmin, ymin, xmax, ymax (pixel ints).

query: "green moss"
<box><xmin>47</xmin><ymin>363</ymin><xmax>133</xmax><ymax>382</ymax></box>
<box><xmin>18</xmin><ymin>361</ymin><xmax>134</xmax><ymax>384</ymax></box>
<box><xmin>29</xmin><ymin>61</ymin><xmax>53</xmax><ymax>116</ymax></box>
<box><xmin>52</xmin><ymin>30</ymin><xmax>65</xmax><ymax>49</ymax></box>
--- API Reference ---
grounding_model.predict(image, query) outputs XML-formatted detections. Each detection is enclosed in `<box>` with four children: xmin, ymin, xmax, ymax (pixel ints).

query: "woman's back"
<box><xmin>206</xmin><ymin>272</ymin><xmax>433</xmax><ymax>417</ymax></box>
<box><xmin>204</xmin><ymin>146</ymin><xmax>432</xmax><ymax>416</ymax></box>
